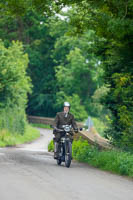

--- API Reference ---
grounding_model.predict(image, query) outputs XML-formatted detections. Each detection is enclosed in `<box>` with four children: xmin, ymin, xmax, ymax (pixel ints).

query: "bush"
<box><xmin>72</xmin><ymin>138</ymin><xmax>133</xmax><ymax>177</ymax></box>
<box><xmin>48</xmin><ymin>137</ymin><xmax>133</xmax><ymax>177</ymax></box>
<box><xmin>104</xmin><ymin>73</ymin><xmax>133</xmax><ymax>151</ymax></box>
<box><xmin>48</xmin><ymin>140</ymin><xmax>54</xmax><ymax>152</ymax></box>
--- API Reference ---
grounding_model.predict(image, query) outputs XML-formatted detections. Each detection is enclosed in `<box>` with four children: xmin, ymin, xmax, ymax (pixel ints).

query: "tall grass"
<box><xmin>31</xmin><ymin>123</ymin><xmax>51</xmax><ymax>129</ymax></box>
<box><xmin>0</xmin><ymin>107</ymin><xmax>26</xmax><ymax>135</ymax></box>
<box><xmin>0</xmin><ymin>125</ymin><xmax>40</xmax><ymax>147</ymax></box>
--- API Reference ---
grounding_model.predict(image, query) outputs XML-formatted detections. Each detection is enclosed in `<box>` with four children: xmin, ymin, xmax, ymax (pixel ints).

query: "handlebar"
<box><xmin>51</xmin><ymin>124</ymin><xmax>82</xmax><ymax>133</ymax></box>
<box><xmin>54</xmin><ymin>127</ymin><xmax>80</xmax><ymax>133</ymax></box>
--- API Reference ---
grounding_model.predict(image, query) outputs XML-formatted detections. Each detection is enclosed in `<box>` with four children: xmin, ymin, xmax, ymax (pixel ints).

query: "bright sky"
<box><xmin>56</xmin><ymin>6</ymin><xmax>70</xmax><ymax>20</ymax></box>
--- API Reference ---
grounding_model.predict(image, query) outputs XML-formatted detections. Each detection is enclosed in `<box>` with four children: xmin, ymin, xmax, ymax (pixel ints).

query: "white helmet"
<box><xmin>64</xmin><ymin>102</ymin><xmax>70</xmax><ymax>107</ymax></box>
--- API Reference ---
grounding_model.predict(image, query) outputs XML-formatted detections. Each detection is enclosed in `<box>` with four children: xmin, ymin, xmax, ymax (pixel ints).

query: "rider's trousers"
<box><xmin>54</xmin><ymin>142</ymin><xmax>59</xmax><ymax>153</ymax></box>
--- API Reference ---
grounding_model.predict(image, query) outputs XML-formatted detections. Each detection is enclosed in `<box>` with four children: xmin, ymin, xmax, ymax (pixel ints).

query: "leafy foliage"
<box><xmin>1</xmin><ymin>0</ymin><xmax>133</xmax><ymax>150</ymax></box>
<box><xmin>0</xmin><ymin>9</ymin><xmax>58</xmax><ymax>117</ymax></box>
<box><xmin>0</xmin><ymin>40</ymin><xmax>31</xmax><ymax>108</ymax></box>
<box><xmin>65</xmin><ymin>1</ymin><xmax>133</xmax><ymax>149</ymax></box>
<box><xmin>72</xmin><ymin>138</ymin><xmax>133</xmax><ymax>177</ymax></box>
<box><xmin>0</xmin><ymin>7</ymin><xmax>106</xmax><ymax>121</ymax></box>
<box><xmin>0</xmin><ymin>41</ymin><xmax>31</xmax><ymax>134</ymax></box>
<box><xmin>51</xmin><ymin>21</ymin><xmax>105</xmax><ymax>119</ymax></box>
<box><xmin>48</xmin><ymin>137</ymin><xmax>133</xmax><ymax>177</ymax></box>
<box><xmin>48</xmin><ymin>140</ymin><xmax>54</xmax><ymax>152</ymax></box>
<box><xmin>56</xmin><ymin>92</ymin><xmax>88</xmax><ymax>121</ymax></box>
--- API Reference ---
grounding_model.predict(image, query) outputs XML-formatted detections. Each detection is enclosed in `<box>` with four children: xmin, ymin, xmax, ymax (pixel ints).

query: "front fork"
<box><xmin>65</xmin><ymin>138</ymin><xmax>72</xmax><ymax>156</ymax></box>
<box><xmin>55</xmin><ymin>138</ymin><xmax>72</xmax><ymax>158</ymax></box>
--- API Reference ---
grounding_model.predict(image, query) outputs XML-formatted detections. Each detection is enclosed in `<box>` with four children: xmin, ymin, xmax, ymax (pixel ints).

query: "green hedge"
<box><xmin>72</xmin><ymin>139</ymin><xmax>133</xmax><ymax>177</ymax></box>
<box><xmin>48</xmin><ymin>138</ymin><xmax>133</xmax><ymax>177</ymax></box>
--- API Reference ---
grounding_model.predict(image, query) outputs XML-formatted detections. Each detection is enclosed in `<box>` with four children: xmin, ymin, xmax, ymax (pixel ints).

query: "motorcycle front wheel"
<box><xmin>57</xmin><ymin>145</ymin><xmax>63</xmax><ymax>165</ymax></box>
<box><xmin>65</xmin><ymin>141</ymin><xmax>72</xmax><ymax>168</ymax></box>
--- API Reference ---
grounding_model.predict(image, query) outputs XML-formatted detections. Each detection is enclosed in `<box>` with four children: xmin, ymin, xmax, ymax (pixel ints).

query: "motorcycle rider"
<box><xmin>53</xmin><ymin>102</ymin><xmax>78</xmax><ymax>159</ymax></box>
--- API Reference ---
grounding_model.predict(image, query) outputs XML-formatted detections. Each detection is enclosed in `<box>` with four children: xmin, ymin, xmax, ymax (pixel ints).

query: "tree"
<box><xmin>0</xmin><ymin>9</ymin><xmax>59</xmax><ymax>117</ymax></box>
<box><xmin>0</xmin><ymin>40</ymin><xmax>31</xmax><ymax>134</ymax></box>
<box><xmin>67</xmin><ymin>0</ymin><xmax>133</xmax><ymax>149</ymax></box>
<box><xmin>1</xmin><ymin>1</ymin><xmax>132</xmax><ymax>149</ymax></box>
<box><xmin>50</xmin><ymin>18</ymin><xmax>104</xmax><ymax>118</ymax></box>
<box><xmin>0</xmin><ymin>0</ymin><xmax>82</xmax><ymax>17</ymax></box>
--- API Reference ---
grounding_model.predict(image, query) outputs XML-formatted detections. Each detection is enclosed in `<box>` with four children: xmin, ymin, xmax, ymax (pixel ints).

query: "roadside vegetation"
<box><xmin>72</xmin><ymin>139</ymin><xmax>133</xmax><ymax>178</ymax></box>
<box><xmin>92</xmin><ymin>117</ymin><xmax>108</xmax><ymax>137</ymax></box>
<box><xmin>0</xmin><ymin>125</ymin><xmax>40</xmax><ymax>147</ymax></box>
<box><xmin>0</xmin><ymin>41</ymin><xmax>35</xmax><ymax>147</ymax></box>
<box><xmin>0</xmin><ymin>1</ymin><xmax>133</xmax><ymax>154</ymax></box>
<box><xmin>48</xmin><ymin>140</ymin><xmax>54</xmax><ymax>152</ymax></box>
<box><xmin>31</xmin><ymin>123</ymin><xmax>51</xmax><ymax>129</ymax></box>
<box><xmin>48</xmin><ymin>138</ymin><xmax>133</xmax><ymax>178</ymax></box>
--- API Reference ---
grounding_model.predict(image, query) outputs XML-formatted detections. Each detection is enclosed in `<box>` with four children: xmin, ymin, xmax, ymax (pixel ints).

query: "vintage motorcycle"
<box><xmin>54</xmin><ymin>125</ymin><xmax>76</xmax><ymax>168</ymax></box>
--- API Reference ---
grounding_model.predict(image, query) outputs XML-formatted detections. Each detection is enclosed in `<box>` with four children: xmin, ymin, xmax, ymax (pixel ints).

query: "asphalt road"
<box><xmin>0</xmin><ymin>128</ymin><xmax>132</xmax><ymax>200</ymax></box>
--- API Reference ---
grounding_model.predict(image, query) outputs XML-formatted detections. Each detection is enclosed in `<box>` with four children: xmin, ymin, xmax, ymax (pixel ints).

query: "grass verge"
<box><xmin>0</xmin><ymin>125</ymin><xmax>40</xmax><ymax>147</ymax></box>
<box><xmin>48</xmin><ymin>138</ymin><xmax>133</xmax><ymax>178</ymax></box>
<box><xmin>31</xmin><ymin>123</ymin><xmax>51</xmax><ymax>129</ymax></box>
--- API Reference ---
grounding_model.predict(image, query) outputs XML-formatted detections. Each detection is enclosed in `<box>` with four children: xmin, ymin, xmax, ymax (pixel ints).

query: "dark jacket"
<box><xmin>54</xmin><ymin>112</ymin><xmax>78</xmax><ymax>130</ymax></box>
